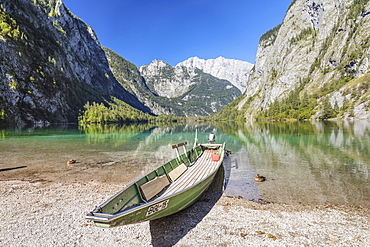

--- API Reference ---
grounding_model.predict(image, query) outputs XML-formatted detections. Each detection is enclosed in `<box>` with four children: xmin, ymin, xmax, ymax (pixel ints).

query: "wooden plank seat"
<box><xmin>168</xmin><ymin>163</ymin><xmax>187</xmax><ymax>182</ymax></box>
<box><xmin>139</xmin><ymin>175</ymin><xmax>170</xmax><ymax>201</ymax></box>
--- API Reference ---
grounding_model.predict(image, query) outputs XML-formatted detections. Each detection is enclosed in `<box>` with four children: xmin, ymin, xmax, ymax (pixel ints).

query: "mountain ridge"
<box><xmin>108</xmin><ymin>57</ymin><xmax>242</xmax><ymax>117</ymax></box>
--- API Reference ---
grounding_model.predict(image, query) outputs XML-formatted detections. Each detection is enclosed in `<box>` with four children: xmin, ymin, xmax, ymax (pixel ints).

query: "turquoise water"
<box><xmin>1</xmin><ymin>121</ymin><xmax>370</xmax><ymax>207</ymax></box>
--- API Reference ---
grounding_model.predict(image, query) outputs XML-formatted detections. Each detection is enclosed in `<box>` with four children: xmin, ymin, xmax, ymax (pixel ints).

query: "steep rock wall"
<box><xmin>239</xmin><ymin>0</ymin><xmax>370</xmax><ymax>120</ymax></box>
<box><xmin>0</xmin><ymin>0</ymin><xmax>145</xmax><ymax>125</ymax></box>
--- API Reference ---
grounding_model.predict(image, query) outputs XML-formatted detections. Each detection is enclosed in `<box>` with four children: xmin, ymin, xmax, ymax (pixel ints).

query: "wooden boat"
<box><xmin>86</xmin><ymin>135</ymin><xmax>226</xmax><ymax>227</ymax></box>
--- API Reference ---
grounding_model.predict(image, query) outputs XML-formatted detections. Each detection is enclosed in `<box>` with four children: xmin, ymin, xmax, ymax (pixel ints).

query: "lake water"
<box><xmin>1</xmin><ymin>121</ymin><xmax>369</xmax><ymax>208</ymax></box>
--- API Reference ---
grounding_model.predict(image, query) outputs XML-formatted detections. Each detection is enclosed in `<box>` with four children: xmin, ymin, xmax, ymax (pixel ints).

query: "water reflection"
<box><xmin>1</xmin><ymin>121</ymin><xmax>369</xmax><ymax>207</ymax></box>
<box><xmin>0</xmin><ymin>124</ymin><xmax>227</xmax><ymax>186</ymax></box>
<box><xmin>215</xmin><ymin>120</ymin><xmax>370</xmax><ymax>207</ymax></box>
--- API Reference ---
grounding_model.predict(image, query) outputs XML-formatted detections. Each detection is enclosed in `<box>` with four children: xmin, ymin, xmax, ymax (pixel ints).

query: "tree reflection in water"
<box><xmin>215</xmin><ymin>120</ymin><xmax>370</xmax><ymax>207</ymax></box>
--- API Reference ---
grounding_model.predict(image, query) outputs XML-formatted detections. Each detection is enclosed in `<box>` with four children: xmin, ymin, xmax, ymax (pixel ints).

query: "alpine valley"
<box><xmin>1</xmin><ymin>0</ymin><xmax>370</xmax><ymax>126</ymax></box>
<box><xmin>105</xmin><ymin>49</ymin><xmax>247</xmax><ymax>117</ymax></box>
<box><xmin>0</xmin><ymin>0</ymin><xmax>250</xmax><ymax>125</ymax></box>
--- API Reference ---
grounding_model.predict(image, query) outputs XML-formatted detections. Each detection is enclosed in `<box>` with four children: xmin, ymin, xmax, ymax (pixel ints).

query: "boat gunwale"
<box><xmin>88</xmin><ymin>145</ymin><xmax>202</xmax><ymax>213</ymax></box>
<box><xmin>86</xmin><ymin>143</ymin><xmax>225</xmax><ymax>224</ymax></box>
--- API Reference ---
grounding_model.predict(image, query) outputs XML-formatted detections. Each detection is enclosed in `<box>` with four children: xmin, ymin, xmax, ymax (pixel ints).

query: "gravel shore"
<box><xmin>1</xmin><ymin>179</ymin><xmax>369</xmax><ymax>247</ymax></box>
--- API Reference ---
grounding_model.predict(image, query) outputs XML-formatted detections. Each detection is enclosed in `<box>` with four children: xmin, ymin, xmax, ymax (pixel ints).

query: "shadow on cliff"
<box><xmin>149</xmin><ymin>161</ymin><xmax>228</xmax><ymax>247</ymax></box>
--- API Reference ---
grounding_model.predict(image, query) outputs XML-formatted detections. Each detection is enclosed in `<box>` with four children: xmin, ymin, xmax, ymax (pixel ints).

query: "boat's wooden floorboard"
<box><xmin>159</xmin><ymin>149</ymin><xmax>220</xmax><ymax>198</ymax></box>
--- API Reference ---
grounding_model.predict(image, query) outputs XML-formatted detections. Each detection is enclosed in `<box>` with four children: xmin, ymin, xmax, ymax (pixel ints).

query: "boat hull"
<box><xmin>94</xmin><ymin>168</ymin><xmax>219</xmax><ymax>227</ymax></box>
<box><xmin>87</xmin><ymin>143</ymin><xmax>225</xmax><ymax>227</ymax></box>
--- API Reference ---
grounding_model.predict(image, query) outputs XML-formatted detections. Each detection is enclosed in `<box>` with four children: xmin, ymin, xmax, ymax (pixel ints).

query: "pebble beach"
<box><xmin>1</xmin><ymin>179</ymin><xmax>370</xmax><ymax>247</ymax></box>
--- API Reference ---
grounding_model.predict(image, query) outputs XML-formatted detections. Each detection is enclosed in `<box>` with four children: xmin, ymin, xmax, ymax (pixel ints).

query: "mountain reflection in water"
<box><xmin>215</xmin><ymin>120</ymin><xmax>370</xmax><ymax>207</ymax></box>
<box><xmin>0</xmin><ymin>120</ymin><xmax>369</xmax><ymax>208</ymax></box>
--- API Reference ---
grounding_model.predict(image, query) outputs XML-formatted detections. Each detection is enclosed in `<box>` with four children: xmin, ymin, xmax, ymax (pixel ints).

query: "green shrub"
<box><xmin>79</xmin><ymin>97</ymin><xmax>186</xmax><ymax>124</ymax></box>
<box><xmin>290</xmin><ymin>28</ymin><xmax>316</xmax><ymax>44</ymax></box>
<box><xmin>259</xmin><ymin>24</ymin><xmax>282</xmax><ymax>48</ymax></box>
<box><xmin>257</xmin><ymin>84</ymin><xmax>317</xmax><ymax>120</ymax></box>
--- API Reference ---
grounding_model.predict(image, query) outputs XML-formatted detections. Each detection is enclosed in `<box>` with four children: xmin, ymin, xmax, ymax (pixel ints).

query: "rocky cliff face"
<box><xmin>139</xmin><ymin>60</ymin><xmax>197</xmax><ymax>98</ymax></box>
<box><xmin>178</xmin><ymin>56</ymin><xmax>254</xmax><ymax>93</ymax></box>
<box><xmin>238</xmin><ymin>0</ymin><xmax>370</xmax><ymax>120</ymax></box>
<box><xmin>0</xmin><ymin>0</ymin><xmax>145</xmax><ymax>126</ymax></box>
<box><xmin>103</xmin><ymin>48</ymin><xmax>172</xmax><ymax>116</ymax></box>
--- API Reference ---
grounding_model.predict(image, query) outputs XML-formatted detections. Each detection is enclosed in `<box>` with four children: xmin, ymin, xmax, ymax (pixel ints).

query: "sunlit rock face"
<box><xmin>178</xmin><ymin>56</ymin><xmax>254</xmax><ymax>93</ymax></box>
<box><xmin>139</xmin><ymin>60</ymin><xmax>196</xmax><ymax>98</ymax></box>
<box><xmin>0</xmin><ymin>0</ymin><xmax>145</xmax><ymax>125</ymax></box>
<box><xmin>237</xmin><ymin>0</ymin><xmax>370</xmax><ymax>120</ymax></box>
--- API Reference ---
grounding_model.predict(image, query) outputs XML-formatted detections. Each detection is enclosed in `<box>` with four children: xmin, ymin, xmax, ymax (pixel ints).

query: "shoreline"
<box><xmin>1</xmin><ymin>179</ymin><xmax>369</xmax><ymax>246</ymax></box>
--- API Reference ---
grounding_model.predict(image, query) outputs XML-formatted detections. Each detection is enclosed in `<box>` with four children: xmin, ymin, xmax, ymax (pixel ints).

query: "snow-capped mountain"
<box><xmin>177</xmin><ymin>56</ymin><xmax>254</xmax><ymax>93</ymax></box>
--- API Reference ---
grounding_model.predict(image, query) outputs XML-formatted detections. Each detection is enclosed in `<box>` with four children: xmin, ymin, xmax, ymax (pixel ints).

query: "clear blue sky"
<box><xmin>63</xmin><ymin>0</ymin><xmax>292</xmax><ymax>67</ymax></box>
